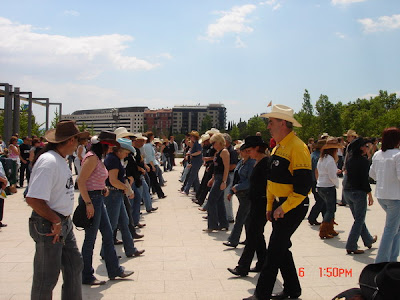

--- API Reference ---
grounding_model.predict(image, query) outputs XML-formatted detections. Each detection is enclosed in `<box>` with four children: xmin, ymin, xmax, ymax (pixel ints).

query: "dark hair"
<box><xmin>90</xmin><ymin>143</ymin><xmax>109</xmax><ymax>160</ymax></box>
<box><xmin>9</xmin><ymin>136</ymin><xmax>17</xmax><ymax>144</ymax></box>
<box><xmin>32</xmin><ymin>138</ymin><xmax>74</xmax><ymax>167</ymax></box>
<box><xmin>320</xmin><ymin>148</ymin><xmax>338</xmax><ymax>162</ymax></box>
<box><xmin>381</xmin><ymin>127</ymin><xmax>400</xmax><ymax>152</ymax></box>
<box><xmin>32</xmin><ymin>138</ymin><xmax>40</xmax><ymax>146</ymax></box>
<box><xmin>145</xmin><ymin>131</ymin><xmax>154</xmax><ymax>143</ymax></box>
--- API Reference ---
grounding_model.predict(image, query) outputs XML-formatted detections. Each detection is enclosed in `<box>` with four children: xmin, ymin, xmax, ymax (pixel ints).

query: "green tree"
<box><xmin>201</xmin><ymin>115</ymin><xmax>213</xmax><ymax>133</ymax></box>
<box><xmin>247</xmin><ymin>116</ymin><xmax>266</xmax><ymax>136</ymax></box>
<box><xmin>230</xmin><ymin>124</ymin><xmax>240</xmax><ymax>140</ymax></box>
<box><xmin>315</xmin><ymin>94</ymin><xmax>342</xmax><ymax>137</ymax></box>
<box><xmin>295</xmin><ymin>89</ymin><xmax>319</xmax><ymax>142</ymax></box>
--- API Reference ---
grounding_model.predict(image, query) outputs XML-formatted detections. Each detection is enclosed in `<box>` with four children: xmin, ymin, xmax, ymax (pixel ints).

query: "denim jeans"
<box><xmin>156</xmin><ymin>165</ymin><xmax>165</xmax><ymax>186</ymax></box>
<box><xmin>130</xmin><ymin>184</ymin><xmax>142</xmax><ymax>225</ymax></box>
<box><xmin>317</xmin><ymin>186</ymin><xmax>336</xmax><ymax>222</ymax></box>
<box><xmin>29</xmin><ymin>211</ymin><xmax>83</xmax><ymax>300</ymax></box>
<box><xmin>103</xmin><ymin>190</ymin><xmax>136</xmax><ymax>256</ymax></box>
<box><xmin>207</xmin><ymin>174</ymin><xmax>229</xmax><ymax>230</ymax></box>
<box><xmin>308</xmin><ymin>181</ymin><xmax>326</xmax><ymax>222</ymax></box>
<box><xmin>375</xmin><ymin>199</ymin><xmax>400</xmax><ymax>263</ymax></box>
<box><xmin>183</xmin><ymin>160</ymin><xmax>202</xmax><ymax>194</ymax></box>
<box><xmin>80</xmin><ymin>193</ymin><xmax>123</xmax><ymax>282</ymax></box>
<box><xmin>137</xmin><ymin>176</ymin><xmax>153</xmax><ymax>212</ymax></box>
<box><xmin>224</xmin><ymin>173</ymin><xmax>235</xmax><ymax>221</ymax></box>
<box><xmin>180</xmin><ymin>164</ymin><xmax>190</xmax><ymax>182</ymax></box>
<box><xmin>228</xmin><ymin>190</ymin><xmax>250</xmax><ymax>245</ymax></box>
<box><xmin>344</xmin><ymin>189</ymin><xmax>374</xmax><ymax>251</ymax></box>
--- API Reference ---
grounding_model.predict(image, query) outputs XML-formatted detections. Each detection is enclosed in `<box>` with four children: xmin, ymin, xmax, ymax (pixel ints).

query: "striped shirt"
<box><xmin>83</xmin><ymin>151</ymin><xmax>108</xmax><ymax>191</ymax></box>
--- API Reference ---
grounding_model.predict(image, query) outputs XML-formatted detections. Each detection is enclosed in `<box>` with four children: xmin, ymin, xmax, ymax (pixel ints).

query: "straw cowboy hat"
<box><xmin>199</xmin><ymin>134</ymin><xmax>210</xmax><ymax>144</ymax></box>
<box><xmin>205</xmin><ymin>128</ymin><xmax>220</xmax><ymax>135</ymax></box>
<box><xmin>114</xmin><ymin>127</ymin><xmax>136</xmax><ymax>140</ymax></box>
<box><xmin>343</xmin><ymin>129</ymin><xmax>358</xmax><ymax>137</ymax></box>
<box><xmin>45</xmin><ymin>120</ymin><xmax>89</xmax><ymax>143</ymax></box>
<box><xmin>260</xmin><ymin>104</ymin><xmax>302</xmax><ymax>127</ymax></box>
<box><xmin>153</xmin><ymin>138</ymin><xmax>162</xmax><ymax>144</ymax></box>
<box><xmin>321</xmin><ymin>137</ymin><xmax>343</xmax><ymax>150</ymax></box>
<box><xmin>134</xmin><ymin>133</ymin><xmax>148</xmax><ymax>141</ymax></box>
<box><xmin>189</xmin><ymin>131</ymin><xmax>200</xmax><ymax>139</ymax></box>
<box><xmin>234</xmin><ymin>141</ymin><xmax>244</xmax><ymax>150</ymax></box>
<box><xmin>314</xmin><ymin>139</ymin><xmax>326</xmax><ymax>150</ymax></box>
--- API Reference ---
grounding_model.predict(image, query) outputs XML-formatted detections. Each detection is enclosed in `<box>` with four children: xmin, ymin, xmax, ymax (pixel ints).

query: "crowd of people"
<box><xmin>1</xmin><ymin>102</ymin><xmax>399</xmax><ymax>300</ymax></box>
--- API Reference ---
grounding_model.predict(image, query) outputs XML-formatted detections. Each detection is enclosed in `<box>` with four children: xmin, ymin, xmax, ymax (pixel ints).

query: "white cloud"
<box><xmin>332</xmin><ymin>0</ymin><xmax>367</xmax><ymax>5</ymax></box>
<box><xmin>0</xmin><ymin>17</ymin><xmax>160</xmax><ymax>80</ymax></box>
<box><xmin>259</xmin><ymin>0</ymin><xmax>282</xmax><ymax>10</ymax></box>
<box><xmin>358</xmin><ymin>14</ymin><xmax>400</xmax><ymax>33</ymax></box>
<box><xmin>64</xmin><ymin>10</ymin><xmax>80</xmax><ymax>17</ymax></box>
<box><xmin>272</xmin><ymin>3</ymin><xmax>281</xmax><ymax>11</ymax></box>
<box><xmin>235</xmin><ymin>36</ymin><xmax>246</xmax><ymax>48</ymax></box>
<box><xmin>335</xmin><ymin>32</ymin><xmax>346</xmax><ymax>39</ymax></box>
<box><xmin>201</xmin><ymin>4</ymin><xmax>257</xmax><ymax>41</ymax></box>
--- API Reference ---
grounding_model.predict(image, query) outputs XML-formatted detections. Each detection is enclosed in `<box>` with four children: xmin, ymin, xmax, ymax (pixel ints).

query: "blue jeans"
<box><xmin>103</xmin><ymin>190</ymin><xmax>136</xmax><ymax>256</ymax></box>
<box><xmin>80</xmin><ymin>193</ymin><xmax>123</xmax><ymax>282</ymax></box>
<box><xmin>228</xmin><ymin>190</ymin><xmax>250</xmax><ymax>245</ymax></box>
<box><xmin>224</xmin><ymin>173</ymin><xmax>235</xmax><ymax>221</ymax></box>
<box><xmin>317</xmin><ymin>186</ymin><xmax>336</xmax><ymax>223</ymax></box>
<box><xmin>130</xmin><ymin>184</ymin><xmax>142</xmax><ymax>225</ymax></box>
<box><xmin>344</xmin><ymin>189</ymin><xmax>374</xmax><ymax>251</ymax></box>
<box><xmin>183</xmin><ymin>160</ymin><xmax>202</xmax><ymax>194</ymax></box>
<box><xmin>375</xmin><ymin>199</ymin><xmax>400</xmax><ymax>263</ymax></box>
<box><xmin>29</xmin><ymin>211</ymin><xmax>83</xmax><ymax>300</ymax></box>
<box><xmin>137</xmin><ymin>175</ymin><xmax>153</xmax><ymax>212</ymax></box>
<box><xmin>308</xmin><ymin>181</ymin><xmax>326</xmax><ymax>222</ymax></box>
<box><xmin>207</xmin><ymin>174</ymin><xmax>229</xmax><ymax>230</ymax></box>
<box><xmin>156</xmin><ymin>165</ymin><xmax>165</xmax><ymax>186</ymax></box>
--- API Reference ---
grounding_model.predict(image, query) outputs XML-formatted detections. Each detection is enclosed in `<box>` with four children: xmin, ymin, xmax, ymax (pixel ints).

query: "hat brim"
<box><xmin>116</xmin><ymin>132</ymin><xmax>136</xmax><ymax>140</ymax></box>
<box><xmin>45</xmin><ymin>129</ymin><xmax>89</xmax><ymax>144</ymax></box>
<box><xmin>100</xmin><ymin>139</ymin><xmax>119</xmax><ymax>146</ymax></box>
<box><xmin>241</xmin><ymin>142</ymin><xmax>268</xmax><ymax>150</ymax></box>
<box><xmin>120</xmin><ymin>144</ymin><xmax>135</xmax><ymax>153</ymax></box>
<box><xmin>260</xmin><ymin>112</ymin><xmax>302</xmax><ymax>127</ymax></box>
<box><xmin>321</xmin><ymin>144</ymin><xmax>343</xmax><ymax>150</ymax></box>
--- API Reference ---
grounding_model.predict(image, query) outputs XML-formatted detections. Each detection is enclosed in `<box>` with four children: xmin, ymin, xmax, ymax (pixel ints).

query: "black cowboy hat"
<box><xmin>241</xmin><ymin>136</ymin><xmax>268</xmax><ymax>149</ymax></box>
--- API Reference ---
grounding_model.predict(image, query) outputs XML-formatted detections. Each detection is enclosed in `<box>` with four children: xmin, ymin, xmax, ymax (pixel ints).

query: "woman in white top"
<box><xmin>316</xmin><ymin>137</ymin><xmax>342</xmax><ymax>239</ymax></box>
<box><xmin>74</xmin><ymin>137</ymin><xmax>88</xmax><ymax>189</ymax></box>
<box><xmin>369</xmin><ymin>127</ymin><xmax>400</xmax><ymax>263</ymax></box>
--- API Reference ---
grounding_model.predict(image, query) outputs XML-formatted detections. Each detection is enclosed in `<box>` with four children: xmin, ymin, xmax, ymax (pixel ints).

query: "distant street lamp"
<box><xmin>111</xmin><ymin>108</ymin><xmax>120</xmax><ymax>130</ymax></box>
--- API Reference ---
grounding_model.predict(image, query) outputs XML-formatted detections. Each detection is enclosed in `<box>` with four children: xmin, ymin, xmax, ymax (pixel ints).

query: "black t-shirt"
<box><xmin>227</xmin><ymin>145</ymin><xmax>239</xmax><ymax>172</ymax></box>
<box><xmin>104</xmin><ymin>152</ymin><xmax>125</xmax><ymax>187</ymax></box>
<box><xmin>20</xmin><ymin>143</ymin><xmax>31</xmax><ymax>160</ymax></box>
<box><xmin>125</xmin><ymin>152</ymin><xmax>142</xmax><ymax>187</ymax></box>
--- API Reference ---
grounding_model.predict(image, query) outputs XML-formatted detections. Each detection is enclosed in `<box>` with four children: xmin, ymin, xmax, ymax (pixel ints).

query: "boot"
<box><xmin>319</xmin><ymin>222</ymin><xmax>334</xmax><ymax>239</ymax></box>
<box><xmin>329</xmin><ymin>219</ymin><xmax>339</xmax><ymax>236</ymax></box>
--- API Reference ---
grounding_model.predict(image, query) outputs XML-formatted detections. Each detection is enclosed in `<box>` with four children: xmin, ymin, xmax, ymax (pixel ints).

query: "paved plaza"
<box><xmin>0</xmin><ymin>160</ymin><xmax>385</xmax><ymax>300</ymax></box>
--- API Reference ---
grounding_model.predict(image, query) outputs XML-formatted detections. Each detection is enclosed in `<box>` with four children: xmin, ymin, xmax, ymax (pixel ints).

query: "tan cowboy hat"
<box><xmin>314</xmin><ymin>139</ymin><xmax>326</xmax><ymax>150</ymax></box>
<box><xmin>189</xmin><ymin>130</ymin><xmax>200</xmax><ymax>139</ymax></box>
<box><xmin>205</xmin><ymin>128</ymin><xmax>220</xmax><ymax>135</ymax></box>
<box><xmin>234</xmin><ymin>142</ymin><xmax>244</xmax><ymax>150</ymax></box>
<box><xmin>260</xmin><ymin>104</ymin><xmax>302</xmax><ymax>127</ymax></box>
<box><xmin>321</xmin><ymin>137</ymin><xmax>343</xmax><ymax>150</ymax></box>
<box><xmin>134</xmin><ymin>133</ymin><xmax>148</xmax><ymax>141</ymax></box>
<box><xmin>114</xmin><ymin>127</ymin><xmax>136</xmax><ymax>140</ymax></box>
<box><xmin>343</xmin><ymin>129</ymin><xmax>358</xmax><ymax>137</ymax></box>
<box><xmin>320</xmin><ymin>132</ymin><xmax>329</xmax><ymax>139</ymax></box>
<box><xmin>199</xmin><ymin>134</ymin><xmax>210</xmax><ymax>144</ymax></box>
<box><xmin>45</xmin><ymin>120</ymin><xmax>89</xmax><ymax>143</ymax></box>
<box><xmin>153</xmin><ymin>138</ymin><xmax>162</xmax><ymax>144</ymax></box>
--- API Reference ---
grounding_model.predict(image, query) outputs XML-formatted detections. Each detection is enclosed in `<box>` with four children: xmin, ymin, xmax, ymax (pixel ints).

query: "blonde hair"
<box><xmin>210</xmin><ymin>133</ymin><xmax>225</xmax><ymax>147</ymax></box>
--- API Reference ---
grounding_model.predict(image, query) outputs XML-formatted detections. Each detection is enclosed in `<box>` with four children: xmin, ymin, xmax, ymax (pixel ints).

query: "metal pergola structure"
<box><xmin>0</xmin><ymin>83</ymin><xmax>62</xmax><ymax>143</ymax></box>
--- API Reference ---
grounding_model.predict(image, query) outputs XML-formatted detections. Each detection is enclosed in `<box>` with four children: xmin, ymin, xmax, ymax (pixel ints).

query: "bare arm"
<box><xmin>108</xmin><ymin>169</ymin><xmax>128</xmax><ymax>191</ymax></box>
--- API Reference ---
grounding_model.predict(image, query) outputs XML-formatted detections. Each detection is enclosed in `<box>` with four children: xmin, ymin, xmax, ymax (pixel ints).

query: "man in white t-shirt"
<box><xmin>26</xmin><ymin>120</ymin><xmax>89</xmax><ymax>300</ymax></box>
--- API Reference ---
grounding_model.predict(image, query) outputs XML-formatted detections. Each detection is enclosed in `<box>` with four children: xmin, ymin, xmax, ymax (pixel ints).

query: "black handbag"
<box><xmin>72</xmin><ymin>201</ymin><xmax>92</xmax><ymax>230</ymax></box>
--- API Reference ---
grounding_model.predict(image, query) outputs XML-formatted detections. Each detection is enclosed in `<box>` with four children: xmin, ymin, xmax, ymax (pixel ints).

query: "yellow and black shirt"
<box><xmin>267</xmin><ymin>131</ymin><xmax>312</xmax><ymax>213</ymax></box>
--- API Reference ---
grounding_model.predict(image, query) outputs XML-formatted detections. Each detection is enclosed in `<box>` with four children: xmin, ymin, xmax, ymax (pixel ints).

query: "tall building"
<box><xmin>143</xmin><ymin>109</ymin><xmax>173</xmax><ymax>135</ymax></box>
<box><xmin>172</xmin><ymin>104</ymin><xmax>226</xmax><ymax>134</ymax></box>
<box><xmin>62</xmin><ymin>106</ymin><xmax>148</xmax><ymax>134</ymax></box>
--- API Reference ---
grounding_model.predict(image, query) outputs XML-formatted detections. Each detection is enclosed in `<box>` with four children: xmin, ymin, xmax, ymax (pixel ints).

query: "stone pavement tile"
<box><xmin>138</xmin><ymin>269</ymin><xmax>191</xmax><ymax>281</ymax></box>
<box><xmin>219</xmin><ymin>276</ymin><xmax>259</xmax><ymax>291</ymax></box>
<box><xmin>196</xmin><ymin>291</ymin><xmax>253</xmax><ymax>300</ymax></box>
<box><xmin>313</xmin><ymin>285</ymin><xmax>357</xmax><ymax>299</ymax></box>
<box><xmin>165</xmin><ymin>279</ymin><xmax>223</xmax><ymax>293</ymax></box>
<box><xmin>135</xmin><ymin>293</ymin><xmax>197</xmax><ymax>300</ymax></box>
<box><xmin>190</xmin><ymin>268</ymin><xmax>233</xmax><ymax>280</ymax></box>
<box><xmin>164</xmin><ymin>260</ymin><xmax>214</xmax><ymax>271</ymax></box>
<box><xmin>0</xmin><ymin>282</ymin><xmax>31</xmax><ymax>299</ymax></box>
<box><xmin>104</xmin><ymin>279</ymin><xmax>165</xmax><ymax>294</ymax></box>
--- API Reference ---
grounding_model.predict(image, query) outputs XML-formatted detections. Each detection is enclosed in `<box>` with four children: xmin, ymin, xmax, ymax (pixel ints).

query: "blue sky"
<box><xmin>1</xmin><ymin>0</ymin><xmax>399</xmax><ymax>126</ymax></box>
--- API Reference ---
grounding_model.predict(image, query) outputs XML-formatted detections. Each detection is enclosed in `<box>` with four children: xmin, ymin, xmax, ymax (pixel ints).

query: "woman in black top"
<box><xmin>203</xmin><ymin>133</ymin><xmax>230</xmax><ymax>232</ymax></box>
<box><xmin>228</xmin><ymin>136</ymin><xmax>269</xmax><ymax>276</ymax></box>
<box><xmin>343</xmin><ymin>138</ymin><xmax>377</xmax><ymax>254</ymax></box>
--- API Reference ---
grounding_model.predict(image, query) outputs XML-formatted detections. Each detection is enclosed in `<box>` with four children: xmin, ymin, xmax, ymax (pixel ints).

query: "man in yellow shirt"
<box><xmin>244</xmin><ymin>105</ymin><xmax>312</xmax><ymax>300</ymax></box>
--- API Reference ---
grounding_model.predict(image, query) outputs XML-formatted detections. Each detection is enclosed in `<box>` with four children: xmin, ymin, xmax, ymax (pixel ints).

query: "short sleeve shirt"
<box><xmin>104</xmin><ymin>152</ymin><xmax>125</xmax><ymax>186</ymax></box>
<box><xmin>191</xmin><ymin>141</ymin><xmax>203</xmax><ymax>162</ymax></box>
<box><xmin>27</xmin><ymin>150</ymin><xmax>75</xmax><ymax>216</ymax></box>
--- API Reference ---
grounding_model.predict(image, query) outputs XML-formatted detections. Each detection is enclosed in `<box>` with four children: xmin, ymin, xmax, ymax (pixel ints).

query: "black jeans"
<box><xmin>237</xmin><ymin>213</ymin><xmax>267</xmax><ymax>272</ymax></box>
<box><xmin>255</xmin><ymin>197</ymin><xmax>309</xmax><ymax>300</ymax></box>
<box><xmin>19</xmin><ymin>160</ymin><xmax>31</xmax><ymax>186</ymax></box>
<box><xmin>196</xmin><ymin>166</ymin><xmax>213</xmax><ymax>206</ymax></box>
<box><xmin>307</xmin><ymin>181</ymin><xmax>326</xmax><ymax>222</ymax></box>
<box><xmin>147</xmin><ymin>164</ymin><xmax>164</xmax><ymax>198</ymax></box>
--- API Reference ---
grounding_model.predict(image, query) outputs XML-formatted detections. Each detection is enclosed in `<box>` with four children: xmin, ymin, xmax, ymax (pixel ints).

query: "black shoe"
<box><xmin>114</xmin><ymin>239</ymin><xmax>123</xmax><ymax>245</ymax></box>
<box><xmin>271</xmin><ymin>291</ymin><xmax>301</xmax><ymax>299</ymax></box>
<box><xmin>146</xmin><ymin>207</ymin><xmax>158</xmax><ymax>213</ymax></box>
<box><xmin>82</xmin><ymin>278</ymin><xmax>106</xmax><ymax>285</ymax></box>
<box><xmin>249</xmin><ymin>267</ymin><xmax>262</xmax><ymax>273</ymax></box>
<box><xmin>337</xmin><ymin>202</ymin><xmax>347</xmax><ymax>206</ymax></box>
<box><xmin>308</xmin><ymin>220</ymin><xmax>321</xmax><ymax>226</ymax></box>
<box><xmin>133</xmin><ymin>233</ymin><xmax>144</xmax><ymax>239</ymax></box>
<box><xmin>227</xmin><ymin>267</ymin><xmax>248</xmax><ymax>277</ymax></box>
<box><xmin>228</xmin><ymin>219</ymin><xmax>235</xmax><ymax>223</ymax></box>
<box><xmin>223</xmin><ymin>241</ymin><xmax>238</xmax><ymax>248</ymax></box>
<box><xmin>159</xmin><ymin>195</ymin><xmax>167</xmax><ymax>199</ymax></box>
<box><xmin>110</xmin><ymin>270</ymin><xmax>134</xmax><ymax>280</ymax></box>
<box><xmin>127</xmin><ymin>249</ymin><xmax>145</xmax><ymax>257</ymax></box>
<box><xmin>239</xmin><ymin>240</ymin><xmax>246</xmax><ymax>245</ymax></box>
<box><xmin>0</xmin><ymin>222</ymin><xmax>7</xmax><ymax>227</ymax></box>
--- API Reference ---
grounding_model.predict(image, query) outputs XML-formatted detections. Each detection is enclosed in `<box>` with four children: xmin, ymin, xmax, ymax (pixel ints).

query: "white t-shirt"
<box><xmin>369</xmin><ymin>149</ymin><xmax>400</xmax><ymax>200</ymax></box>
<box><xmin>316</xmin><ymin>155</ymin><xmax>339</xmax><ymax>188</ymax></box>
<box><xmin>27</xmin><ymin>150</ymin><xmax>75</xmax><ymax>216</ymax></box>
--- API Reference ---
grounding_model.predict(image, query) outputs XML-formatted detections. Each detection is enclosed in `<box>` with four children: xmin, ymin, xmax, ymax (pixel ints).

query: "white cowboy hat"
<box><xmin>199</xmin><ymin>134</ymin><xmax>210</xmax><ymax>144</ymax></box>
<box><xmin>205</xmin><ymin>128</ymin><xmax>220</xmax><ymax>135</ymax></box>
<box><xmin>260</xmin><ymin>104</ymin><xmax>302</xmax><ymax>127</ymax></box>
<box><xmin>134</xmin><ymin>133</ymin><xmax>148</xmax><ymax>141</ymax></box>
<box><xmin>114</xmin><ymin>127</ymin><xmax>136</xmax><ymax>140</ymax></box>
